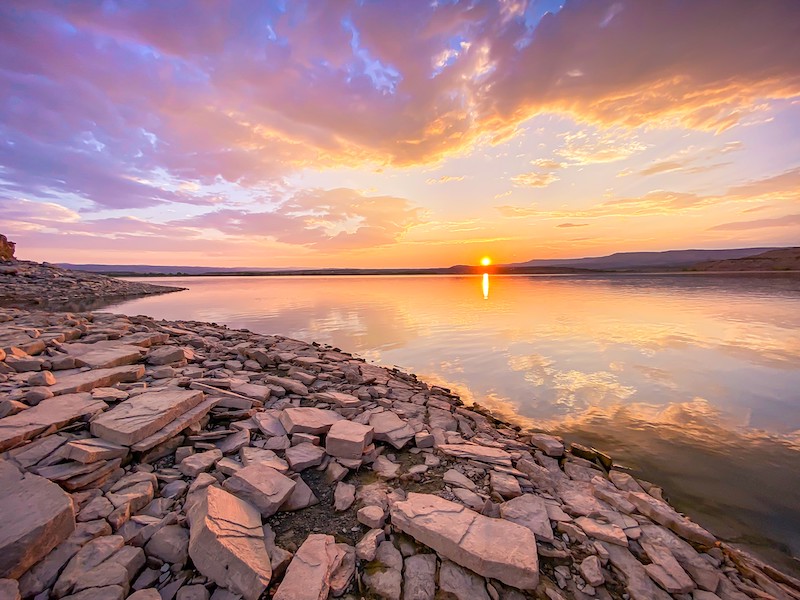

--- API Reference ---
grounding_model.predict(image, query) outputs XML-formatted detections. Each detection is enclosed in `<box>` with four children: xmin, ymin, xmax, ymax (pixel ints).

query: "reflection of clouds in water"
<box><xmin>551</xmin><ymin>370</ymin><xmax>637</xmax><ymax>411</ymax></box>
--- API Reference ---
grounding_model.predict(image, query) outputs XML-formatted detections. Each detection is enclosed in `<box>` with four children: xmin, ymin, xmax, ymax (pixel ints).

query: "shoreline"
<box><xmin>1</xmin><ymin>306</ymin><xmax>799</xmax><ymax>599</ymax></box>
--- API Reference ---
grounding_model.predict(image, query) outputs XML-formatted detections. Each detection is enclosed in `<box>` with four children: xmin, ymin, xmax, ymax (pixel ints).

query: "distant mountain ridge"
<box><xmin>56</xmin><ymin>246</ymin><xmax>797</xmax><ymax>276</ymax></box>
<box><xmin>507</xmin><ymin>248</ymin><xmax>779</xmax><ymax>270</ymax></box>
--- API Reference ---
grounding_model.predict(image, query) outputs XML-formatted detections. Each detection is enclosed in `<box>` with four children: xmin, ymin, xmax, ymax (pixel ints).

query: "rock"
<box><xmin>414</xmin><ymin>431</ymin><xmax>434</xmax><ymax>448</ymax></box>
<box><xmin>127</xmin><ymin>591</ymin><xmax>161</xmax><ymax>600</ymax></box>
<box><xmin>439</xmin><ymin>559</ymin><xmax>491</xmax><ymax>600</ymax></box>
<box><xmin>91</xmin><ymin>389</ymin><xmax>204</xmax><ymax>446</ymax></box>
<box><xmin>355</xmin><ymin>529</ymin><xmax>385</xmax><ymax>561</ymax></box>
<box><xmin>17</xmin><ymin>520</ymin><xmax>111</xmax><ymax>597</ymax></box>
<box><xmin>490</xmin><ymin>470</ymin><xmax>522</xmax><ymax>499</ymax></box>
<box><xmin>0</xmin><ymin>392</ymin><xmax>107</xmax><ymax>452</ymax></box>
<box><xmin>28</xmin><ymin>370</ymin><xmax>56</xmax><ymax>386</ymax></box>
<box><xmin>315</xmin><ymin>390</ymin><xmax>361</xmax><ymax>408</ymax></box>
<box><xmin>528</xmin><ymin>433</ymin><xmax>565</xmax><ymax>457</ymax></box>
<box><xmin>444</xmin><ymin>469</ymin><xmax>477</xmax><ymax>491</ymax></box>
<box><xmin>187</xmin><ymin>486</ymin><xmax>271</xmax><ymax>600</ymax></box>
<box><xmin>499</xmin><ymin>494</ymin><xmax>554</xmax><ymax>543</ymax></box>
<box><xmin>77</xmin><ymin>496</ymin><xmax>113</xmax><ymax>521</ymax></box>
<box><xmin>65</xmin><ymin>438</ymin><xmax>129</xmax><ymax>464</ymax></box>
<box><xmin>334</xmin><ymin>482</ymin><xmax>356</xmax><ymax>511</ymax></box>
<box><xmin>49</xmin><ymin>365</ymin><xmax>145</xmax><ymax>396</ymax></box>
<box><xmin>284</xmin><ymin>442</ymin><xmax>326</xmax><ymax>471</ymax></box>
<box><xmin>53</xmin><ymin>534</ymin><xmax>124</xmax><ymax>597</ymax></box>
<box><xmin>325</xmin><ymin>420</ymin><xmax>373</xmax><ymax>458</ymax></box>
<box><xmin>272</xmin><ymin>534</ymin><xmax>341</xmax><ymax>600</ymax></box>
<box><xmin>106</xmin><ymin>480</ymin><xmax>155</xmax><ymax>513</ymax></box>
<box><xmin>239</xmin><ymin>447</ymin><xmax>289</xmax><ymax>472</ymax></box>
<box><xmin>279</xmin><ymin>475</ymin><xmax>319</xmax><ymax>511</ymax></box>
<box><xmin>372</xmin><ymin>455</ymin><xmax>400</xmax><ymax>479</ymax></box>
<box><xmin>324</xmin><ymin>460</ymin><xmax>348</xmax><ymax>484</ymax></box>
<box><xmin>279</xmin><ymin>407</ymin><xmax>342</xmax><ymax>435</ymax></box>
<box><xmin>61</xmin><ymin>585</ymin><xmax>125</xmax><ymax>599</ymax></box>
<box><xmin>357</xmin><ymin>505</ymin><xmax>386</xmax><ymax>528</ymax></box>
<box><xmin>453</xmin><ymin>488</ymin><xmax>485</xmax><ymax>511</ymax></box>
<box><xmin>130</xmin><ymin>398</ymin><xmax>218</xmax><ymax>452</ymax></box>
<box><xmin>0</xmin><ymin>461</ymin><xmax>76</xmax><ymax>579</ymax></box>
<box><xmin>145</xmin><ymin>524</ymin><xmax>189</xmax><ymax>565</ymax></box>
<box><xmin>575</xmin><ymin>516</ymin><xmax>628</xmax><ymax>546</ymax></box>
<box><xmin>403</xmin><ymin>553</ymin><xmax>436</xmax><ymax>600</ymax></box>
<box><xmin>329</xmin><ymin>543</ymin><xmax>355</xmax><ymax>596</ymax></box>
<box><xmin>176</xmin><ymin>585</ymin><xmax>210</xmax><ymax>600</ymax></box>
<box><xmin>369</xmin><ymin>411</ymin><xmax>415</xmax><ymax>449</ymax></box>
<box><xmin>628</xmin><ymin>492</ymin><xmax>716</xmax><ymax>546</ymax></box>
<box><xmin>64</xmin><ymin>342</ymin><xmax>144</xmax><ymax>370</ymax></box>
<box><xmin>0</xmin><ymin>579</ymin><xmax>19</xmax><ymax>600</ymax></box>
<box><xmin>178</xmin><ymin>449</ymin><xmax>222</xmax><ymax>477</ymax></box>
<box><xmin>145</xmin><ymin>346</ymin><xmax>187</xmax><ymax>365</ymax></box>
<box><xmin>363</xmin><ymin>541</ymin><xmax>403</xmax><ymax>600</ymax></box>
<box><xmin>437</xmin><ymin>444</ymin><xmax>513</xmax><ymax>466</ymax></box>
<box><xmin>263</xmin><ymin>375</ymin><xmax>309</xmax><ymax>396</ymax></box>
<box><xmin>70</xmin><ymin>545</ymin><xmax>144</xmax><ymax>595</ymax></box>
<box><xmin>222</xmin><ymin>464</ymin><xmax>296</xmax><ymax>517</ymax></box>
<box><xmin>640</xmin><ymin>540</ymin><xmax>695</xmax><ymax>593</ymax></box>
<box><xmin>579</xmin><ymin>555</ymin><xmax>605</xmax><ymax>587</ymax></box>
<box><xmin>390</xmin><ymin>492</ymin><xmax>539</xmax><ymax>589</ymax></box>
<box><xmin>252</xmin><ymin>411</ymin><xmax>287</xmax><ymax>437</ymax></box>
<box><xmin>0</xmin><ymin>234</ymin><xmax>15</xmax><ymax>261</ymax></box>
<box><xmin>599</xmin><ymin>541</ymin><xmax>672</xmax><ymax>600</ymax></box>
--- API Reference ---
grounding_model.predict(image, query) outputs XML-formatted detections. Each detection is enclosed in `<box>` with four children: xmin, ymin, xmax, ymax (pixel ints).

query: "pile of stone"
<box><xmin>1</xmin><ymin>307</ymin><xmax>799</xmax><ymax>600</ymax></box>
<box><xmin>0</xmin><ymin>234</ymin><xmax>15</xmax><ymax>262</ymax></box>
<box><xmin>0</xmin><ymin>258</ymin><xmax>184</xmax><ymax>308</ymax></box>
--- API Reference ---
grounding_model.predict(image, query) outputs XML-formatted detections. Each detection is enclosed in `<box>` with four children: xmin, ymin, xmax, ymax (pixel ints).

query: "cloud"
<box><xmin>0</xmin><ymin>0</ymin><xmax>796</xmax><ymax>206</ymax></box>
<box><xmin>710</xmin><ymin>213</ymin><xmax>800</xmax><ymax>231</ymax></box>
<box><xmin>557</xmin><ymin>222</ymin><xmax>589</xmax><ymax>228</ymax></box>
<box><xmin>497</xmin><ymin>167</ymin><xmax>800</xmax><ymax>220</ymax></box>
<box><xmin>1</xmin><ymin>187</ymin><xmax>424</xmax><ymax>254</ymax></box>
<box><xmin>636</xmin><ymin>142</ymin><xmax>743</xmax><ymax>177</ymax></box>
<box><xmin>425</xmin><ymin>175</ymin><xmax>466</xmax><ymax>184</ymax></box>
<box><xmin>511</xmin><ymin>171</ymin><xmax>560</xmax><ymax>188</ymax></box>
<box><xmin>555</xmin><ymin>129</ymin><xmax>647</xmax><ymax>165</ymax></box>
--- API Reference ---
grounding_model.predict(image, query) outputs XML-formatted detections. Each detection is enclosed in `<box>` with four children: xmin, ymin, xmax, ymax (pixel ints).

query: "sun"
<box><xmin>480</xmin><ymin>256</ymin><xmax>491</xmax><ymax>266</ymax></box>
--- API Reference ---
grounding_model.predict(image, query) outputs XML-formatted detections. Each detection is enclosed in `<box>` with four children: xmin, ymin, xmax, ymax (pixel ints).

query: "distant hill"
<box><xmin>688</xmin><ymin>247</ymin><xmax>800</xmax><ymax>272</ymax></box>
<box><xmin>507</xmin><ymin>248</ymin><xmax>779</xmax><ymax>271</ymax></box>
<box><xmin>57</xmin><ymin>264</ymin><xmax>289</xmax><ymax>275</ymax></box>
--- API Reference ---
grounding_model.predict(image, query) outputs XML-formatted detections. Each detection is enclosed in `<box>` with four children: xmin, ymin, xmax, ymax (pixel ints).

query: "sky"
<box><xmin>1</xmin><ymin>0</ymin><xmax>799</xmax><ymax>268</ymax></box>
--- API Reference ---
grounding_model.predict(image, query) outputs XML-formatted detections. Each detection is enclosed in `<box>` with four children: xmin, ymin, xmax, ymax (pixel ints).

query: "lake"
<box><xmin>107</xmin><ymin>273</ymin><xmax>800</xmax><ymax>573</ymax></box>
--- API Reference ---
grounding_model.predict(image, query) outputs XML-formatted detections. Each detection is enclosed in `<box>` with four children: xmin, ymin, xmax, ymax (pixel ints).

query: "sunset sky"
<box><xmin>1</xmin><ymin>0</ymin><xmax>799</xmax><ymax>268</ymax></box>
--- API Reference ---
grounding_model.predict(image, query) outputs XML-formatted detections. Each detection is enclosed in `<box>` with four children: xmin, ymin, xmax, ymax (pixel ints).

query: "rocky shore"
<box><xmin>1</xmin><ymin>307</ymin><xmax>799</xmax><ymax>600</ymax></box>
<box><xmin>0</xmin><ymin>240</ymin><xmax>184</xmax><ymax>309</ymax></box>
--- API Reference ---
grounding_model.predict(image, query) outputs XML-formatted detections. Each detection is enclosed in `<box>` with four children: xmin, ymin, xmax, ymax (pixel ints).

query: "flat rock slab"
<box><xmin>130</xmin><ymin>397</ymin><xmax>218</xmax><ymax>452</ymax></box>
<box><xmin>437</xmin><ymin>443</ymin><xmax>513</xmax><ymax>466</ymax></box>
<box><xmin>369</xmin><ymin>411</ymin><xmax>415</xmax><ymax>449</ymax></box>
<box><xmin>50</xmin><ymin>365</ymin><xmax>145</xmax><ymax>396</ymax></box>
<box><xmin>499</xmin><ymin>494</ymin><xmax>554</xmax><ymax>543</ymax></box>
<box><xmin>325</xmin><ymin>420</ymin><xmax>373</xmax><ymax>459</ymax></box>
<box><xmin>279</xmin><ymin>407</ymin><xmax>342</xmax><ymax>435</ymax></box>
<box><xmin>0</xmin><ymin>393</ymin><xmax>108</xmax><ymax>452</ymax></box>
<box><xmin>629</xmin><ymin>492</ymin><xmax>716</xmax><ymax>546</ymax></box>
<box><xmin>62</xmin><ymin>341</ymin><xmax>144</xmax><ymax>369</ymax></box>
<box><xmin>272</xmin><ymin>534</ymin><xmax>340</xmax><ymax>600</ymax></box>
<box><xmin>91</xmin><ymin>389</ymin><xmax>204</xmax><ymax>446</ymax></box>
<box><xmin>222</xmin><ymin>464</ymin><xmax>297</xmax><ymax>517</ymax></box>
<box><xmin>263</xmin><ymin>375</ymin><xmax>309</xmax><ymax>396</ymax></box>
<box><xmin>0</xmin><ymin>460</ymin><xmax>76</xmax><ymax>579</ymax></box>
<box><xmin>188</xmin><ymin>486</ymin><xmax>271</xmax><ymax>600</ymax></box>
<box><xmin>390</xmin><ymin>492</ymin><xmax>539</xmax><ymax>590</ymax></box>
<box><xmin>64</xmin><ymin>438</ymin><xmax>129</xmax><ymax>464</ymax></box>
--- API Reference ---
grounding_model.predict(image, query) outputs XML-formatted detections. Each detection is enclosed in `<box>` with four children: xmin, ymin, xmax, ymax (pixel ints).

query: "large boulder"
<box><xmin>0</xmin><ymin>461</ymin><xmax>76</xmax><ymax>579</ymax></box>
<box><xmin>187</xmin><ymin>486</ymin><xmax>271</xmax><ymax>600</ymax></box>
<box><xmin>390</xmin><ymin>492</ymin><xmax>539</xmax><ymax>590</ymax></box>
<box><xmin>0</xmin><ymin>234</ymin><xmax>15</xmax><ymax>262</ymax></box>
<box><xmin>91</xmin><ymin>389</ymin><xmax>204</xmax><ymax>446</ymax></box>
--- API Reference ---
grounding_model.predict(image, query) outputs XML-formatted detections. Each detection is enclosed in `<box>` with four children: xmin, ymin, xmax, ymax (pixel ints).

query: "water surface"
<box><xmin>108</xmin><ymin>274</ymin><xmax>800</xmax><ymax>572</ymax></box>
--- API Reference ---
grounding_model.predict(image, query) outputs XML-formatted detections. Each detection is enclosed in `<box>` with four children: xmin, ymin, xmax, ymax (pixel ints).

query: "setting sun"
<box><xmin>480</xmin><ymin>257</ymin><xmax>491</xmax><ymax>266</ymax></box>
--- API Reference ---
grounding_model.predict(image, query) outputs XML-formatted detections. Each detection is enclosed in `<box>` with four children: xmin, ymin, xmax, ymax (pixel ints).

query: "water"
<box><xmin>107</xmin><ymin>273</ymin><xmax>800</xmax><ymax>572</ymax></box>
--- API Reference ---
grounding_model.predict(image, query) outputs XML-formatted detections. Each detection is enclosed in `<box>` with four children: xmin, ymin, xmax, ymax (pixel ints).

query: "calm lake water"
<box><xmin>108</xmin><ymin>274</ymin><xmax>800</xmax><ymax>572</ymax></box>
